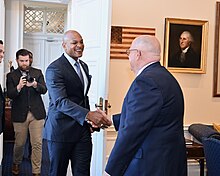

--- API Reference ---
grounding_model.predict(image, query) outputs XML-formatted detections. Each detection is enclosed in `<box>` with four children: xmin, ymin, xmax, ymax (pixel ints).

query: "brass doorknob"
<box><xmin>95</xmin><ymin>104</ymin><xmax>103</xmax><ymax>108</ymax></box>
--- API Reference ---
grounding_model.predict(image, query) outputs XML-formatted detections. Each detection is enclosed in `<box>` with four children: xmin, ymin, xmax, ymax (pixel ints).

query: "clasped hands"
<box><xmin>86</xmin><ymin>109</ymin><xmax>112</xmax><ymax>131</ymax></box>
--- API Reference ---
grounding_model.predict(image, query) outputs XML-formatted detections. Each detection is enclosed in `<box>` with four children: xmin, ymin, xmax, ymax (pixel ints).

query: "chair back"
<box><xmin>202</xmin><ymin>137</ymin><xmax>220</xmax><ymax>176</ymax></box>
<box><xmin>189</xmin><ymin>124</ymin><xmax>219</xmax><ymax>143</ymax></box>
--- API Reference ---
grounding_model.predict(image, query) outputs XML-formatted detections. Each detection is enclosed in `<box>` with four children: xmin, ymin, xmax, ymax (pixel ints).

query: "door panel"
<box><xmin>43</xmin><ymin>39</ymin><xmax>63</xmax><ymax>110</ymax></box>
<box><xmin>23</xmin><ymin>37</ymin><xmax>63</xmax><ymax>111</ymax></box>
<box><xmin>23</xmin><ymin>38</ymin><xmax>45</xmax><ymax>69</ymax></box>
<box><xmin>23</xmin><ymin>0</ymin><xmax>112</xmax><ymax>175</ymax></box>
<box><xmin>44</xmin><ymin>40</ymin><xmax>63</xmax><ymax>72</ymax></box>
<box><xmin>70</xmin><ymin>0</ymin><xmax>112</xmax><ymax>175</ymax></box>
<box><xmin>23</xmin><ymin>37</ymin><xmax>63</xmax><ymax>71</ymax></box>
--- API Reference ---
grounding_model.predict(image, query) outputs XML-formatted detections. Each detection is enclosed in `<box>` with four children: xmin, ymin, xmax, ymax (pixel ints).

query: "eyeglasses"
<box><xmin>126</xmin><ymin>49</ymin><xmax>139</xmax><ymax>56</ymax></box>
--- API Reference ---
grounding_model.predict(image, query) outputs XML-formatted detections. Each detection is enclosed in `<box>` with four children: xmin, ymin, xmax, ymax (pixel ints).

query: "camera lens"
<box><xmin>23</xmin><ymin>71</ymin><xmax>34</xmax><ymax>83</ymax></box>
<box><xmin>27</xmin><ymin>76</ymin><xmax>34</xmax><ymax>83</ymax></box>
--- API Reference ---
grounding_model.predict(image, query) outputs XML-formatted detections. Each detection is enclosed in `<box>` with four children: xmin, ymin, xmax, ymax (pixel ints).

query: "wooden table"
<box><xmin>185</xmin><ymin>139</ymin><xmax>205</xmax><ymax>176</ymax></box>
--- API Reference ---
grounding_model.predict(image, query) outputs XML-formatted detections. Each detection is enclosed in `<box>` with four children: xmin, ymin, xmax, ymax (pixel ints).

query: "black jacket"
<box><xmin>6</xmin><ymin>67</ymin><xmax>47</xmax><ymax>122</ymax></box>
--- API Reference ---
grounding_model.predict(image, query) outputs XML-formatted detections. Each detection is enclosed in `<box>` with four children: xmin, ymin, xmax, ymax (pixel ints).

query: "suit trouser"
<box><xmin>47</xmin><ymin>126</ymin><xmax>92</xmax><ymax>176</ymax></box>
<box><xmin>13</xmin><ymin>111</ymin><xmax>44</xmax><ymax>174</ymax></box>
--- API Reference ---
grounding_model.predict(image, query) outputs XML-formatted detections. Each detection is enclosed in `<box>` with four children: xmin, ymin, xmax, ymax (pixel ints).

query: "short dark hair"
<box><xmin>16</xmin><ymin>49</ymin><xmax>30</xmax><ymax>59</ymax></box>
<box><xmin>0</xmin><ymin>40</ymin><xmax>3</xmax><ymax>45</ymax></box>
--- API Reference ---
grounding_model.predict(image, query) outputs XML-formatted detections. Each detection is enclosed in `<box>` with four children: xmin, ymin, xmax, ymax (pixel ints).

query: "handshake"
<box><xmin>86</xmin><ymin>109</ymin><xmax>112</xmax><ymax>132</ymax></box>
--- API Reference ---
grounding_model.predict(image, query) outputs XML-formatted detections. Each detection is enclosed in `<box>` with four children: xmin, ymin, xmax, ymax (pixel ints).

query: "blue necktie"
<box><xmin>75</xmin><ymin>61</ymin><xmax>84</xmax><ymax>87</ymax></box>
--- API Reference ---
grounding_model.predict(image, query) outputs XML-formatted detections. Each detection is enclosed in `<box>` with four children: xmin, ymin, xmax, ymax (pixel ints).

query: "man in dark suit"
<box><xmin>43</xmin><ymin>30</ymin><xmax>112</xmax><ymax>176</ymax></box>
<box><xmin>169</xmin><ymin>31</ymin><xmax>200</xmax><ymax>68</ymax></box>
<box><xmin>0</xmin><ymin>40</ymin><xmax>5</xmax><ymax>134</ymax></box>
<box><xmin>6</xmin><ymin>49</ymin><xmax>47</xmax><ymax>176</ymax></box>
<box><xmin>105</xmin><ymin>35</ymin><xmax>187</xmax><ymax>176</ymax></box>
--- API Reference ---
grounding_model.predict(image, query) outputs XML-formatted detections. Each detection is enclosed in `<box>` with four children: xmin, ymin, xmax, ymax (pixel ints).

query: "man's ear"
<box><xmin>62</xmin><ymin>42</ymin><xmax>66</xmax><ymax>49</ymax></box>
<box><xmin>136</xmin><ymin>50</ymin><xmax>141</xmax><ymax>60</ymax></box>
<box><xmin>138</xmin><ymin>50</ymin><xmax>141</xmax><ymax>56</ymax></box>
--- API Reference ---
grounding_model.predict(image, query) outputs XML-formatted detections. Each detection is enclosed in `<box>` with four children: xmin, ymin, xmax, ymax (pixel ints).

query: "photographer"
<box><xmin>6</xmin><ymin>49</ymin><xmax>47</xmax><ymax>176</ymax></box>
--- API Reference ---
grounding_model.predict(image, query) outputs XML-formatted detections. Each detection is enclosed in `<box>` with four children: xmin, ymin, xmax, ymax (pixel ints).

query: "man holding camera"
<box><xmin>6</xmin><ymin>49</ymin><xmax>47</xmax><ymax>176</ymax></box>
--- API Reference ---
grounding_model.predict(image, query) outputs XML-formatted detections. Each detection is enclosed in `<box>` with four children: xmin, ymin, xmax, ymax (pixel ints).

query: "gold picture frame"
<box><xmin>213</xmin><ymin>2</ymin><xmax>220</xmax><ymax>97</ymax></box>
<box><xmin>163</xmin><ymin>18</ymin><xmax>208</xmax><ymax>73</ymax></box>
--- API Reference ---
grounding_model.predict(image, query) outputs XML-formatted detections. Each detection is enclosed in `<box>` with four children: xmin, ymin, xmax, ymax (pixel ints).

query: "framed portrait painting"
<box><xmin>213</xmin><ymin>2</ymin><xmax>220</xmax><ymax>97</ymax></box>
<box><xmin>163</xmin><ymin>18</ymin><xmax>208</xmax><ymax>73</ymax></box>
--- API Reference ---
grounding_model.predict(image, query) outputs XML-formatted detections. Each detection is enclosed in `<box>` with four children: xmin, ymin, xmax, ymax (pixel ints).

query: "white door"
<box><xmin>23</xmin><ymin>37</ymin><xmax>63</xmax><ymax>71</ymax></box>
<box><xmin>23</xmin><ymin>37</ymin><xmax>63</xmax><ymax>110</ymax></box>
<box><xmin>23</xmin><ymin>38</ymin><xmax>45</xmax><ymax>69</ymax></box>
<box><xmin>44</xmin><ymin>39</ymin><xmax>64</xmax><ymax>110</ymax></box>
<box><xmin>68</xmin><ymin>0</ymin><xmax>112</xmax><ymax>175</ymax></box>
<box><xmin>44</xmin><ymin>39</ymin><xmax>64</xmax><ymax>72</ymax></box>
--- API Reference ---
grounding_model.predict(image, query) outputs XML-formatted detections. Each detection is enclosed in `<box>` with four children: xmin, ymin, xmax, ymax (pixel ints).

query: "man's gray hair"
<box><xmin>181</xmin><ymin>31</ymin><xmax>194</xmax><ymax>43</ymax></box>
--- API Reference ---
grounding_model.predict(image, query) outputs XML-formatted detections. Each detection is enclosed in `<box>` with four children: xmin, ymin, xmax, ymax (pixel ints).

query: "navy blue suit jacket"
<box><xmin>106</xmin><ymin>62</ymin><xmax>187</xmax><ymax>176</ymax></box>
<box><xmin>43</xmin><ymin>54</ymin><xmax>92</xmax><ymax>142</ymax></box>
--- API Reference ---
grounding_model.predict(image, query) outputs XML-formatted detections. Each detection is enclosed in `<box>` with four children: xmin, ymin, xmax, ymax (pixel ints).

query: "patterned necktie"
<box><xmin>75</xmin><ymin>61</ymin><xmax>84</xmax><ymax>87</ymax></box>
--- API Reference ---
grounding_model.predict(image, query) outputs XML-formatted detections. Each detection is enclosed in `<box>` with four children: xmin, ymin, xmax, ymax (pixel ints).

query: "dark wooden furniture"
<box><xmin>186</xmin><ymin>138</ymin><xmax>205</xmax><ymax>176</ymax></box>
<box><xmin>4</xmin><ymin>107</ymin><xmax>15</xmax><ymax>141</ymax></box>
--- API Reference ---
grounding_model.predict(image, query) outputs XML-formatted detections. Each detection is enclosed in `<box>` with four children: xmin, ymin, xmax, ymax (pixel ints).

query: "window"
<box><xmin>24</xmin><ymin>6</ymin><xmax>66</xmax><ymax>34</ymax></box>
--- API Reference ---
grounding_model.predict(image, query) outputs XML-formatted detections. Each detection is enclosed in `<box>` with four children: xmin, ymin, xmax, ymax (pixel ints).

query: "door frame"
<box><xmin>20</xmin><ymin>1</ymin><xmax>112</xmax><ymax>176</ymax></box>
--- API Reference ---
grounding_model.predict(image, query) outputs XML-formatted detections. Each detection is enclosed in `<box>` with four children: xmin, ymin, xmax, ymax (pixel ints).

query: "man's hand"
<box><xmin>86</xmin><ymin>109</ymin><xmax>112</xmax><ymax>128</ymax></box>
<box><xmin>26</xmin><ymin>78</ymin><xmax>37</xmax><ymax>88</ymax></box>
<box><xmin>17</xmin><ymin>76</ymin><xmax>27</xmax><ymax>91</ymax></box>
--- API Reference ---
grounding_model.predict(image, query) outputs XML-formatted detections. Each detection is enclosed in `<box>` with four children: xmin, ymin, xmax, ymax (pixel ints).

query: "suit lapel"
<box><xmin>79</xmin><ymin>60</ymin><xmax>91</xmax><ymax>94</ymax></box>
<box><xmin>61</xmin><ymin>55</ymin><xmax>86</xmax><ymax>93</ymax></box>
<box><xmin>14</xmin><ymin>69</ymin><xmax>23</xmax><ymax>81</ymax></box>
<box><xmin>61</xmin><ymin>54</ymin><xmax>91</xmax><ymax>95</ymax></box>
<box><xmin>62</xmin><ymin>55</ymin><xmax>81</xmax><ymax>81</ymax></box>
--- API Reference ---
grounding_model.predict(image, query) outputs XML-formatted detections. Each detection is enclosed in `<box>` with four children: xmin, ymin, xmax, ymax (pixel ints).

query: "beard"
<box><xmin>18</xmin><ymin>65</ymin><xmax>29</xmax><ymax>71</ymax></box>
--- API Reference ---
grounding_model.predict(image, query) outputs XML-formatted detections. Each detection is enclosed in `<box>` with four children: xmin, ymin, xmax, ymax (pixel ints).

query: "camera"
<box><xmin>22</xmin><ymin>71</ymin><xmax>34</xmax><ymax>83</ymax></box>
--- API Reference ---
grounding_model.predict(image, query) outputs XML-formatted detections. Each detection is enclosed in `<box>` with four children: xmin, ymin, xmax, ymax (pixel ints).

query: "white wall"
<box><xmin>4</xmin><ymin>0</ymin><xmax>22</xmax><ymax>76</ymax></box>
<box><xmin>109</xmin><ymin>0</ymin><xmax>220</xmax><ymax>125</ymax></box>
<box><xmin>4</xmin><ymin>0</ymin><xmax>219</xmax><ymax>126</ymax></box>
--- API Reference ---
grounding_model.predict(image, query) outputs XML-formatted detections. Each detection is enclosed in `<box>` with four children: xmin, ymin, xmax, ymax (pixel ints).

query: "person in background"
<box><xmin>28</xmin><ymin>50</ymin><xmax>33</xmax><ymax>66</ymax></box>
<box><xmin>105</xmin><ymin>35</ymin><xmax>187</xmax><ymax>176</ymax></box>
<box><xmin>169</xmin><ymin>31</ymin><xmax>200</xmax><ymax>68</ymax></box>
<box><xmin>0</xmin><ymin>40</ymin><xmax>5</xmax><ymax>134</ymax></box>
<box><xmin>9</xmin><ymin>60</ymin><xmax>15</xmax><ymax>72</ymax></box>
<box><xmin>44</xmin><ymin>30</ymin><xmax>112</xmax><ymax>176</ymax></box>
<box><xmin>6</xmin><ymin>49</ymin><xmax>47</xmax><ymax>176</ymax></box>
